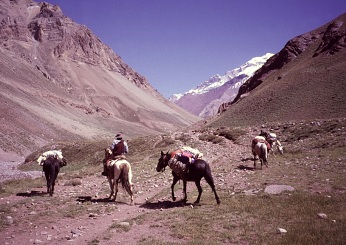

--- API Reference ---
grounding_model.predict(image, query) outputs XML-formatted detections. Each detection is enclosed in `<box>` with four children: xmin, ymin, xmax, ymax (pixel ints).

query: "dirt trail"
<box><xmin>0</xmin><ymin>131</ymin><xmax>256</xmax><ymax>244</ymax></box>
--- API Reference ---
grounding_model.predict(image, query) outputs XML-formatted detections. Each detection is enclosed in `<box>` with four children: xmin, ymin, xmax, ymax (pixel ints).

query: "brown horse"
<box><xmin>102</xmin><ymin>149</ymin><xmax>134</xmax><ymax>205</ymax></box>
<box><xmin>156</xmin><ymin>151</ymin><xmax>220</xmax><ymax>205</ymax></box>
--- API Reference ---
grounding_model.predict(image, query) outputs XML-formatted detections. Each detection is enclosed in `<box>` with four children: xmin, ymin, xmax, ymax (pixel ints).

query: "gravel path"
<box><xmin>0</xmin><ymin>162</ymin><xmax>42</xmax><ymax>183</ymax></box>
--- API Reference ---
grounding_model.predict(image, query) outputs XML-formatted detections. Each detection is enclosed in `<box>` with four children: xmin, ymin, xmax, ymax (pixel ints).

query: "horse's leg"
<box><xmin>129</xmin><ymin>187</ymin><xmax>134</xmax><ymax>205</ymax></box>
<box><xmin>271</xmin><ymin>142</ymin><xmax>276</xmax><ymax>156</ymax></box>
<box><xmin>204</xmin><ymin>173</ymin><xmax>221</xmax><ymax>205</ymax></box>
<box><xmin>113</xmin><ymin>179</ymin><xmax>119</xmax><ymax>201</ymax></box>
<box><xmin>182</xmin><ymin>180</ymin><xmax>188</xmax><ymax>203</ymax></box>
<box><xmin>253</xmin><ymin>153</ymin><xmax>257</xmax><ymax>170</ymax></box>
<box><xmin>194</xmin><ymin>181</ymin><xmax>203</xmax><ymax>204</ymax></box>
<box><xmin>108</xmin><ymin>177</ymin><xmax>114</xmax><ymax>199</ymax></box>
<box><xmin>44</xmin><ymin>171</ymin><xmax>50</xmax><ymax>194</ymax></box>
<box><xmin>124</xmin><ymin>166</ymin><xmax>134</xmax><ymax>205</ymax></box>
<box><xmin>51</xmin><ymin>166</ymin><xmax>59</xmax><ymax>195</ymax></box>
<box><xmin>112</xmin><ymin>166</ymin><xmax>122</xmax><ymax>202</ymax></box>
<box><xmin>46</xmin><ymin>167</ymin><xmax>54</xmax><ymax>196</ymax></box>
<box><xmin>49</xmin><ymin>174</ymin><xmax>54</xmax><ymax>196</ymax></box>
<box><xmin>171</xmin><ymin>176</ymin><xmax>179</xmax><ymax>202</ymax></box>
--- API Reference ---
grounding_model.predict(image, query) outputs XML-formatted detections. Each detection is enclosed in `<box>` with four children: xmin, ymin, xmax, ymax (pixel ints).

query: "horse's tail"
<box><xmin>120</xmin><ymin>163</ymin><xmax>133</xmax><ymax>196</ymax></box>
<box><xmin>203</xmin><ymin>162</ymin><xmax>216</xmax><ymax>189</ymax></box>
<box><xmin>202</xmin><ymin>160</ymin><xmax>221</xmax><ymax>204</ymax></box>
<box><xmin>261</xmin><ymin>144</ymin><xmax>268</xmax><ymax>164</ymax></box>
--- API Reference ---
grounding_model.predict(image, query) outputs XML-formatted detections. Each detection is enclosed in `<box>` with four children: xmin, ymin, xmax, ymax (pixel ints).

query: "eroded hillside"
<box><xmin>0</xmin><ymin>0</ymin><xmax>199</xmax><ymax>160</ymax></box>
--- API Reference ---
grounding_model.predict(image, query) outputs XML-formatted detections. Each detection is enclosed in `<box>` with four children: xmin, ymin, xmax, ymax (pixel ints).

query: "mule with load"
<box><xmin>156</xmin><ymin>148</ymin><xmax>220</xmax><ymax>205</ymax></box>
<box><xmin>37</xmin><ymin>150</ymin><xmax>67</xmax><ymax>196</ymax></box>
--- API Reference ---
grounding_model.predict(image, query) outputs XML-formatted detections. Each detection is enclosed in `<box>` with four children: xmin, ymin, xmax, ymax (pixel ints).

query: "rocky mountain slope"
<box><xmin>209</xmin><ymin>12</ymin><xmax>346</xmax><ymax>127</ymax></box>
<box><xmin>0</xmin><ymin>0</ymin><xmax>199</xmax><ymax>161</ymax></box>
<box><xmin>170</xmin><ymin>53</ymin><xmax>273</xmax><ymax>117</ymax></box>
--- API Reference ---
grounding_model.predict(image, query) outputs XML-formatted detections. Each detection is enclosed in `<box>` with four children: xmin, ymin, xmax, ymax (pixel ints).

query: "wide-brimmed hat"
<box><xmin>115</xmin><ymin>133</ymin><xmax>123</xmax><ymax>139</ymax></box>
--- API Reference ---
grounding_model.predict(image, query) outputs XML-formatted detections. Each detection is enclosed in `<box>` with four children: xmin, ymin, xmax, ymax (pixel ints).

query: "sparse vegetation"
<box><xmin>0</xmin><ymin>119</ymin><xmax>345</xmax><ymax>244</ymax></box>
<box><xmin>215</xmin><ymin>127</ymin><xmax>247</xmax><ymax>143</ymax></box>
<box><xmin>64</xmin><ymin>179</ymin><xmax>82</xmax><ymax>186</ymax></box>
<box><xmin>198</xmin><ymin>133</ymin><xmax>223</xmax><ymax>144</ymax></box>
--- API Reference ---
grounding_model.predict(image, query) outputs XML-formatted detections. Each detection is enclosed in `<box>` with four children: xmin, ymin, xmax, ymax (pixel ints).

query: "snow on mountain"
<box><xmin>169</xmin><ymin>53</ymin><xmax>274</xmax><ymax>117</ymax></box>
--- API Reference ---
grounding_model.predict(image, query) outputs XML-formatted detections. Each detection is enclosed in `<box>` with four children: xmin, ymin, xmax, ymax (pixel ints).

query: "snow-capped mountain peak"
<box><xmin>169</xmin><ymin>53</ymin><xmax>273</xmax><ymax>117</ymax></box>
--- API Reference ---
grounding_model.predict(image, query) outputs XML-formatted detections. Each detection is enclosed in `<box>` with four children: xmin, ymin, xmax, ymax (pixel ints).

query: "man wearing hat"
<box><xmin>102</xmin><ymin>132</ymin><xmax>129</xmax><ymax>176</ymax></box>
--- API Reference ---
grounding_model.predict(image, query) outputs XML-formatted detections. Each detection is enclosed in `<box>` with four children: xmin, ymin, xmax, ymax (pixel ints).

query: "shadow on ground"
<box><xmin>237</xmin><ymin>164</ymin><xmax>255</xmax><ymax>171</ymax></box>
<box><xmin>140</xmin><ymin>200</ymin><xmax>195</xmax><ymax>210</ymax></box>
<box><xmin>16</xmin><ymin>190</ymin><xmax>47</xmax><ymax>197</ymax></box>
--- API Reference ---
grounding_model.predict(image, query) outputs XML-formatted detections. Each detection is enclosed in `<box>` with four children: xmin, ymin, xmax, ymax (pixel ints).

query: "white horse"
<box><xmin>103</xmin><ymin>149</ymin><xmax>134</xmax><ymax>205</ymax></box>
<box><xmin>252</xmin><ymin>141</ymin><xmax>268</xmax><ymax>170</ymax></box>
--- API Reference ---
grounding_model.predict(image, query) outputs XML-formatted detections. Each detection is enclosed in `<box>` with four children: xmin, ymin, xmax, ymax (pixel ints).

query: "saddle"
<box><xmin>107</xmin><ymin>155</ymin><xmax>126</xmax><ymax>167</ymax></box>
<box><xmin>253</xmin><ymin>136</ymin><xmax>271</xmax><ymax>150</ymax></box>
<box><xmin>169</xmin><ymin>147</ymin><xmax>203</xmax><ymax>173</ymax></box>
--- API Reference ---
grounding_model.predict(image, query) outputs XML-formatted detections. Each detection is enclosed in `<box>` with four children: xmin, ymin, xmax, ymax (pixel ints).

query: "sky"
<box><xmin>47</xmin><ymin>0</ymin><xmax>346</xmax><ymax>98</ymax></box>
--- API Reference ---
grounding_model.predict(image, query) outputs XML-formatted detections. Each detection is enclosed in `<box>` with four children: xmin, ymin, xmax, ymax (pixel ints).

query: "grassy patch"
<box><xmin>215</xmin><ymin>127</ymin><xmax>247</xmax><ymax>143</ymax></box>
<box><xmin>198</xmin><ymin>133</ymin><xmax>223</xmax><ymax>144</ymax></box>
<box><xmin>134</xmin><ymin>191</ymin><xmax>346</xmax><ymax>245</ymax></box>
<box><xmin>0</xmin><ymin>177</ymin><xmax>45</xmax><ymax>197</ymax></box>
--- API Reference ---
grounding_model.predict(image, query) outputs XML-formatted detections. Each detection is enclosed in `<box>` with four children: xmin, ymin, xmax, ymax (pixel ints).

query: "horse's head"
<box><xmin>103</xmin><ymin>148</ymin><xmax>113</xmax><ymax>163</ymax></box>
<box><xmin>61</xmin><ymin>158</ymin><xmax>67</xmax><ymax>167</ymax></box>
<box><xmin>156</xmin><ymin>151</ymin><xmax>170</xmax><ymax>172</ymax></box>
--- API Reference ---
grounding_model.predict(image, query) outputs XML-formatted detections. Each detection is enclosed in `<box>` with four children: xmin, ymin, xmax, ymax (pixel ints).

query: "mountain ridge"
<box><xmin>169</xmin><ymin>53</ymin><xmax>273</xmax><ymax>117</ymax></box>
<box><xmin>0</xmin><ymin>0</ymin><xmax>199</xmax><ymax>160</ymax></box>
<box><xmin>209</xmin><ymin>12</ymin><xmax>346</xmax><ymax>127</ymax></box>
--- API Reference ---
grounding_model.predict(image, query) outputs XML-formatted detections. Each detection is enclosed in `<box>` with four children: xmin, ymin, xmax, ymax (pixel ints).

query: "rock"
<box><xmin>264</xmin><ymin>185</ymin><xmax>294</xmax><ymax>194</ymax></box>
<box><xmin>118</xmin><ymin>222</ymin><xmax>130</xmax><ymax>228</ymax></box>
<box><xmin>5</xmin><ymin>216</ymin><xmax>13</xmax><ymax>225</ymax></box>
<box><xmin>277</xmin><ymin>228</ymin><xmax>287</xmax><ymax>234</ymax></box>
<box><xmin>317</xmin><ymin>213</ymin><xmax>328</xmax><ymax>219</ymax></box>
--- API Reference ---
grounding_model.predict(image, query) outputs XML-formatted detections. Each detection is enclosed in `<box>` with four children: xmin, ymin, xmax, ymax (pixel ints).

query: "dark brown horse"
<box><xmin>156</xmin><ymin>151</ymin><xmax>220</xmax><ymax>205</ymax></box>
<box><xmin>42</xmin><ymin>156</ymin><xmax>66</xmax><ymax>196</ymax></box>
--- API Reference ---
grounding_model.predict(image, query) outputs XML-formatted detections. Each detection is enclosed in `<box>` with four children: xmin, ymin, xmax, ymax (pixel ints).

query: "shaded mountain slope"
<box><xmin>209</xmin><ymin>13</ymin><xmax>346</xmax><ymax>127</ymax></box>
<box><xmin>0</xmin><ymin>0</ymin><xmax>199</xmax><ymax>160</ymax></box>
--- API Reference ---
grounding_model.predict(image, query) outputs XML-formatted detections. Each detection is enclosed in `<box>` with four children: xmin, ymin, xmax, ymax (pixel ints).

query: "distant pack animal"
<box><xmin>252</xmin><ymin>140</ymin><xmax>268</xmax><ymax>170</ymax></box>
<box><xmin>259</xmin><ymin>131</ymin><xmax>284</xmax><ymax>155</ymax></box>
<box><xmin>103</xmin><ymin>148</ymin><xmax>134</xmax><ymax>205</ymax></box>
<box><xmin>37</xmin><ymin>150</ymin><xmax>66</xmax><ymax>165</ymax></box>
<box><xmin>253</xmin><ymin>136</ymin><xmax>271</xmax><ymax>152</ymax></box>
<box><xmin>42</xmin><ymin>156</ymin><xmax>66</xmax><ymax>196</ymax></box>
<box><xmin>156</xmin><ymin>150</ymin><xmax>220</xmax><ymax>205</ymax></box>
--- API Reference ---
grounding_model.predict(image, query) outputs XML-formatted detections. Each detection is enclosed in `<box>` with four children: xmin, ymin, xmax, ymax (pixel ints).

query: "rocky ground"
<box><xmin>0</xmin><ymin>120</ymin><xmax>345</xmax><ymax>244</ymax></box>
<box><xmin>0</xmin><ymin>129</ymin><xmax>249</xmax><ymax>244</ymax></box>
<box><xmin>0</xmin><ymin>162</ymin><xmax>42</xmax><ymax>183</ymax></box>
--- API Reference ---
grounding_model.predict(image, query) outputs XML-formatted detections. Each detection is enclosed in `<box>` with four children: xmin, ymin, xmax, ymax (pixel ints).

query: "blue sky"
<box><xmin>47</xmin><ymin>0</ymin><xmax>346</xmax><ymax>98</ymax></box>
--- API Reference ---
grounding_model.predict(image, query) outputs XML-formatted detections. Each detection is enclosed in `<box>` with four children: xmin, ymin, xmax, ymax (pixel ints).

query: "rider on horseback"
<box><xmin>102</xmin><ymin>132</ymin><xmax>129</xmax><ymax>176</ymax></box>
